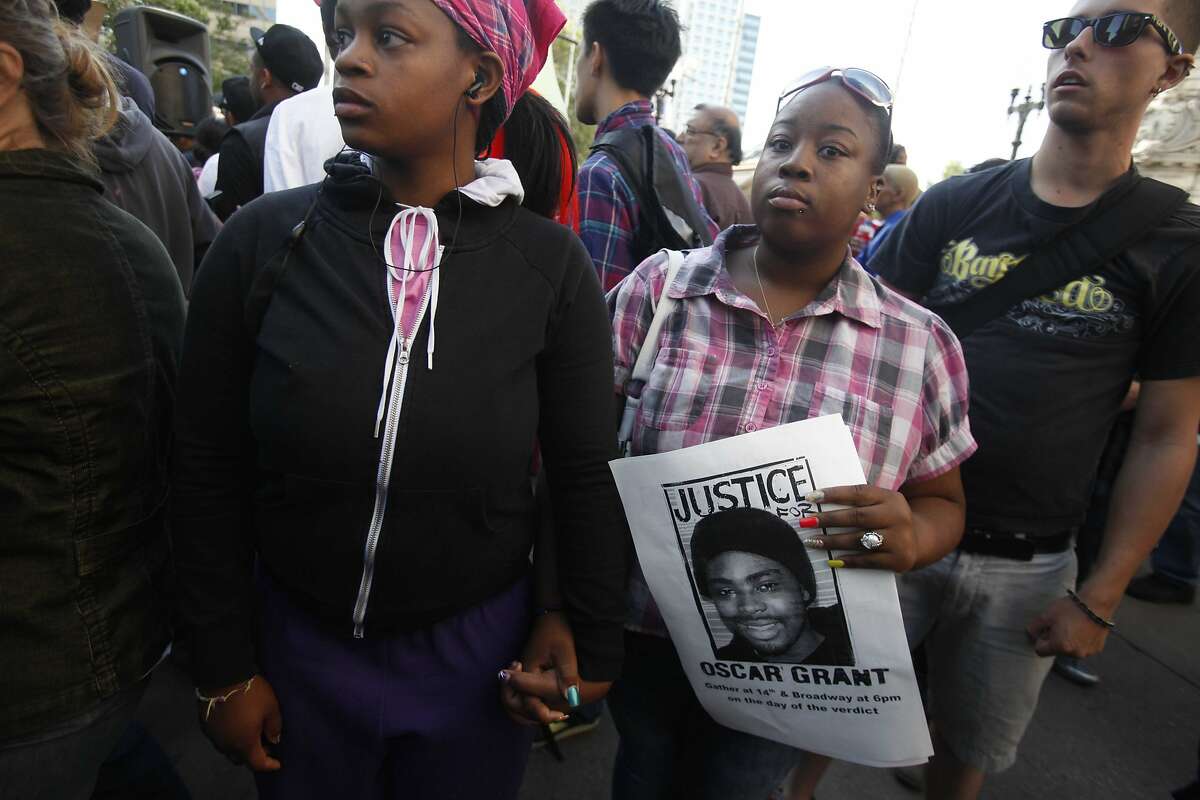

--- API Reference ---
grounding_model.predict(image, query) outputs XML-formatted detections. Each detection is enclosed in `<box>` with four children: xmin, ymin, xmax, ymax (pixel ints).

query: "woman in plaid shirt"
<box><xmin>605</xmin><ymin>70</ymin><xmax>977</xmax><ymax>800</ymax></box>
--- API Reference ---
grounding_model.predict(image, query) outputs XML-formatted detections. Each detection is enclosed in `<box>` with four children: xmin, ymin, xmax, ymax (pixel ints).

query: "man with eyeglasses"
<box><xmin>868</xmin><ymin>2</ymin><xmax>1200</xmax><ymax>798</ymax></box>
<box><xmin>679</xmin><ymin>104</ymin><xmax>752</xmax><ymax>232</ymax></box>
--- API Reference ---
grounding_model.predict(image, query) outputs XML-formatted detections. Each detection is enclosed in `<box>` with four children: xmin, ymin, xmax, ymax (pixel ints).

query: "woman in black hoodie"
<box><xmin>170</xmin><ymin>0</ymin><xmax>625</xmax><ymax>797</ymax></box>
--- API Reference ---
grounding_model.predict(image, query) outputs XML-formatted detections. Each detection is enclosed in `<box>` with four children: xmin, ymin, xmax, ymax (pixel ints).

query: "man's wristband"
<box><xmin>1066</xmin><ymin>588</ymin><xmax>1116</xmax><ymax>630</ymax></box>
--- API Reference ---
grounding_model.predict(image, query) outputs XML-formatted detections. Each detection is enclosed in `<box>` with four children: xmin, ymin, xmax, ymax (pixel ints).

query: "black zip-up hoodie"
<box><xmin>171</xmin><ymin>154</ymin><xmax>627</xmax><ymax>688</ymax></box>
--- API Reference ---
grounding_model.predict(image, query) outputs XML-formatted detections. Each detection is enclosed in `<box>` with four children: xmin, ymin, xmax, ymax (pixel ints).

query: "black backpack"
<box><xmin>590</xmin><ymin>125</ymin><xmax>715</xmax><ymax>264</ymax></box>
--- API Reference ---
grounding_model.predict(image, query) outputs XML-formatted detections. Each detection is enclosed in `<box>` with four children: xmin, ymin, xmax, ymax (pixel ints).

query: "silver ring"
<box><xmin>859</xmin><ymin>531</ymin><xmax>885</xmax><ymax>550</ymax></box>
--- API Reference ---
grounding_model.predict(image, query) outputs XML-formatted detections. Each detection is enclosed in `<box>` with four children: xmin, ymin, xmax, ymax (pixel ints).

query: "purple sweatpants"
<box><xmin>254</xmin><ymin>574</ymin><xmax>535</xmax><ymax>800</ymax></box>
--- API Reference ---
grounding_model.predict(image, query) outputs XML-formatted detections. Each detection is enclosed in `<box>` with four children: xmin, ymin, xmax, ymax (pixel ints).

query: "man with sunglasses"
<box><xmin>869</xmin><ymin>3</ymin><xmax>1200</xmax><ymax>798</ymax></box>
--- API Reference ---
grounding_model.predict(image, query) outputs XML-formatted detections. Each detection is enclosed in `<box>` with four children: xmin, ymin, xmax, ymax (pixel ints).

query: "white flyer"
<box><xmin>609</xmin><ymin>414</ymin><xmax>933</xmax><ymax>767</ymax></box>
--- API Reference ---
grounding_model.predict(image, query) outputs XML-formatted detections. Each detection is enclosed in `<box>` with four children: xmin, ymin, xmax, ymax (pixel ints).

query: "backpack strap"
<box><xmin>617</xmin><ymin>249</ymin><xmax>687</xmax><ymax>457</ymax></box>
<box><xmin>938</xmin><ymin>177</ymin><xmax>1188</xmax><ymax>339</ymax></box>
<box><xmin>592</xmin><ymin>128</ymin><xmax>686</xmax><ymax>260</ymax></box>
<box><xmin>641</xmin><ymin>126</ymin><xmax>715</xmax><ymax>249</ymax></box>
<box><xmin>591</xmin><ymin>126</ymin><xmax>714</xmax><ymax>264</ymax></box>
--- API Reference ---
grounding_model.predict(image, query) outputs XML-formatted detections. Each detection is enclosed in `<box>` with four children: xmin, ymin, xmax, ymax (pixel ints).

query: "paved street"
<box><xmin>140</xmin><ymin>578</ymin><xmax>1199</xmax><ymax>799</ymax></box>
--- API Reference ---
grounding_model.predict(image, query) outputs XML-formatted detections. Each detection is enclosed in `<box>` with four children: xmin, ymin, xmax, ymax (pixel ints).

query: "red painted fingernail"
<box><xmin>799</xmin><ymin>517</ymin><xmax>820</xmax><ymax>529</ymax></box>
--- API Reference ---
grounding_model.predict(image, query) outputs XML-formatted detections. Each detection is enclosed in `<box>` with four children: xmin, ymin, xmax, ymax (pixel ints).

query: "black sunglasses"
<box><xmin>1043</xmin><ymin>12</ymin><xmax>1184</xmax><ymax>56</ymax></box>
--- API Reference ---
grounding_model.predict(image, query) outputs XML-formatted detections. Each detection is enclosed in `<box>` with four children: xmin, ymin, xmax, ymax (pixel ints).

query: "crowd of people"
<box><xmin>1</xmin><ymin>0</ymin><xmax>1199</xmax><ymax>799</ymax></box>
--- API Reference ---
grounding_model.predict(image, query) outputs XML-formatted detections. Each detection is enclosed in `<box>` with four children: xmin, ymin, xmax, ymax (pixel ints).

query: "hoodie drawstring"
<box><xmin>426</xmin><ymin>267</ymin><xmax>440</xmax><ymax>371</ymax></box>
<box><xmin>373</xmin><ymin>206</ymin><xmax>442</xmax><ymax>438</ymax></box>
<box><xmin>366</xmin><ymin>158</ymin><xmax>526</xmax><ymax>437</ymax></box>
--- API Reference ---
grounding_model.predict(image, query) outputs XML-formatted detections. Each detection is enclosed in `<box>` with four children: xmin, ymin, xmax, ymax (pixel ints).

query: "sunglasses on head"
<box><xmin>776</xmin><ymin>67</ymin><xmax>894</xmax><ymax>114</ymax></box>
<box><xmin>1043</xmin><ymin>12</ymin><xmax>1184</xmax><ymax>56</ymax></box>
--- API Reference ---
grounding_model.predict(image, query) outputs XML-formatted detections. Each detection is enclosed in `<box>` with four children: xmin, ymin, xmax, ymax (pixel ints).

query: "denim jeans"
<box><xmin>608</xmin><ymin>631</ymin><xmax>798</xmax><ymax>800</ymax></box>
<box><xmin>1152</xmin><ymin>457</ymin><xmax>1200</xmax><ymax>586</ymax></box>
<box><xmin>0</xmin><ymin>680</ymin><xmax>145</xmax><ymax>800</ymax></box>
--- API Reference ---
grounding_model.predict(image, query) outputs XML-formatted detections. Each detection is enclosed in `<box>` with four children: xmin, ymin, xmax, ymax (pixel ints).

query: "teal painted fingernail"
<box><xmin>566</xmin><ymin>685</ymin><xmax>581</xmax><ymax>708</ymax></box>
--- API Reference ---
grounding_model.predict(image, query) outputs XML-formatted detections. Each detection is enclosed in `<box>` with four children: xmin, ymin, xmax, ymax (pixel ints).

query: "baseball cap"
<box><xmin>249</xmin><ymin>24</ymin><xmax>324</xmax><ymax>94</ymax></box>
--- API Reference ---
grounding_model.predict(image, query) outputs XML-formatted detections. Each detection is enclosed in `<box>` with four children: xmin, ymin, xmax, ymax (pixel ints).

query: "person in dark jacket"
<box><xmin>212</xmin><ymin>24</ymin><xmax>323</xmax><ymax>219</ymax></box>
<box><xmin>94</xmin><ymin>96</ymin><xmax>222</xmax><ymax>293</ymax></box>
<box><xmin>171</xmin><ymin>1</ymin><xmax>626</xmax><ymax>798</ymax></box>
<box><xmin>0</xmin><ymin>7</ymin><xmax>187</xmax><ymax>799</ymax></box>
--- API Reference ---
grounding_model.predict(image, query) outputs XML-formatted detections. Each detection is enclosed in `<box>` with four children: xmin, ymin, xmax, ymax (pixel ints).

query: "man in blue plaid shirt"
<box><xmin>572</xmin><ymin>0</ymin><xmax>718</xmax><ymax>293</ymax></box>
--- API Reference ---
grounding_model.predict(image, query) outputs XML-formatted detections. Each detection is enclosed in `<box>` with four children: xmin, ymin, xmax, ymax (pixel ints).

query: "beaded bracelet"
<box><xmin>1066</xmin><ymin>589</ymin><xmax>1116</xmax><ymax>630</ymax></box>
<box><xmin>195</xmin><ymin>677</ymin><xmax>256</xmax><ymax>722</ymax></box>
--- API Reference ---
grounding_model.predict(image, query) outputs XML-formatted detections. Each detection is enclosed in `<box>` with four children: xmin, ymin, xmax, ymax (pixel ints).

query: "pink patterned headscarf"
<box><xmin>430</xmin><ymin>0</ymin><xmax>565</xmax><ymax>120</ymax></box>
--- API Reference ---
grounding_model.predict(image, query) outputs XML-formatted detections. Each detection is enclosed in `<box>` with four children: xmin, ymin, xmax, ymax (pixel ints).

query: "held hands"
<box><xmin>498</xmin><ymin>611</ymin><xmax>612</xmax><ymax>726</ymax></box>
<box><xmin>197</xmin><ymin>674</ymin><xmax>283</xmax><ymax>772</ymax></box>
<box><xmin>798</xmin><ymin>484</ymin><xmax>919</xmax><ymax>573</ymax></box>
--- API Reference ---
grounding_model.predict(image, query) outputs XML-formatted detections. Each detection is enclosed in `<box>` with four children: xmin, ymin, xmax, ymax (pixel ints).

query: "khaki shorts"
<box><xmin>898</xmin><ymin>548</ymin><xmax>1078</xmax><ymax>773</ymax></box>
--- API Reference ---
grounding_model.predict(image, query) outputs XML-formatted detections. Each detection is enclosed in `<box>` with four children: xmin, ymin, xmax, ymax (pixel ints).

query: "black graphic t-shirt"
<box><xmin>871</xmin><ymin>159</ymin><xmax>1200</xmax><ymax>533</ymax></box>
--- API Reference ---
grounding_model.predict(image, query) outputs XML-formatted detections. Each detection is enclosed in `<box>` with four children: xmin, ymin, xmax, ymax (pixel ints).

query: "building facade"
<box><xmin>667</xmin><ymin>0</ymin><xmax>748</xmax><ymax>130</ymax></box>
<box><xmin>727</xmin><ymin>13</ymin><xmax>759</xmax><ymax>121</ymax></box>
<box><xmin>1134</xmin><ymin>71</ymin><xmax>1200</xmax><ymax>200</ymax></box>
<box><xmin>543</xmin><ymin>0</ymin><xmax>762</xmax><ymax>134</ymax></box>
<box><xmin>219</xmin><ymin>0</ymin><xmax>277</xmax><ymax>42</ymax></box>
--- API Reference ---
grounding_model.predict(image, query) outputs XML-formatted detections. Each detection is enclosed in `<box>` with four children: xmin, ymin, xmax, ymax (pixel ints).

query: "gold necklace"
<box><xmin>752</xmin><ymin>246</ymin><xmax>778</xmax><ymax>326</ymax></box>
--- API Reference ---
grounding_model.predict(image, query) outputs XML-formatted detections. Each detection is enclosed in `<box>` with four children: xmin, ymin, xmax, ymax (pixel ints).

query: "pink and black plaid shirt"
<box><xmin>609</xmin><ymin>225</ymin><xmax>977</xmax><ymax>636</ymax></box>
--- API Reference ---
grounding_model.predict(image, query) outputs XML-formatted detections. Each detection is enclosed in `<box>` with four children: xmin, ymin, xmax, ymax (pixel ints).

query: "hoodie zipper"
<box><xmin>352</xmin><ymin>280</ymin><xmax>434</xmax><ymax>638</ymax></box>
